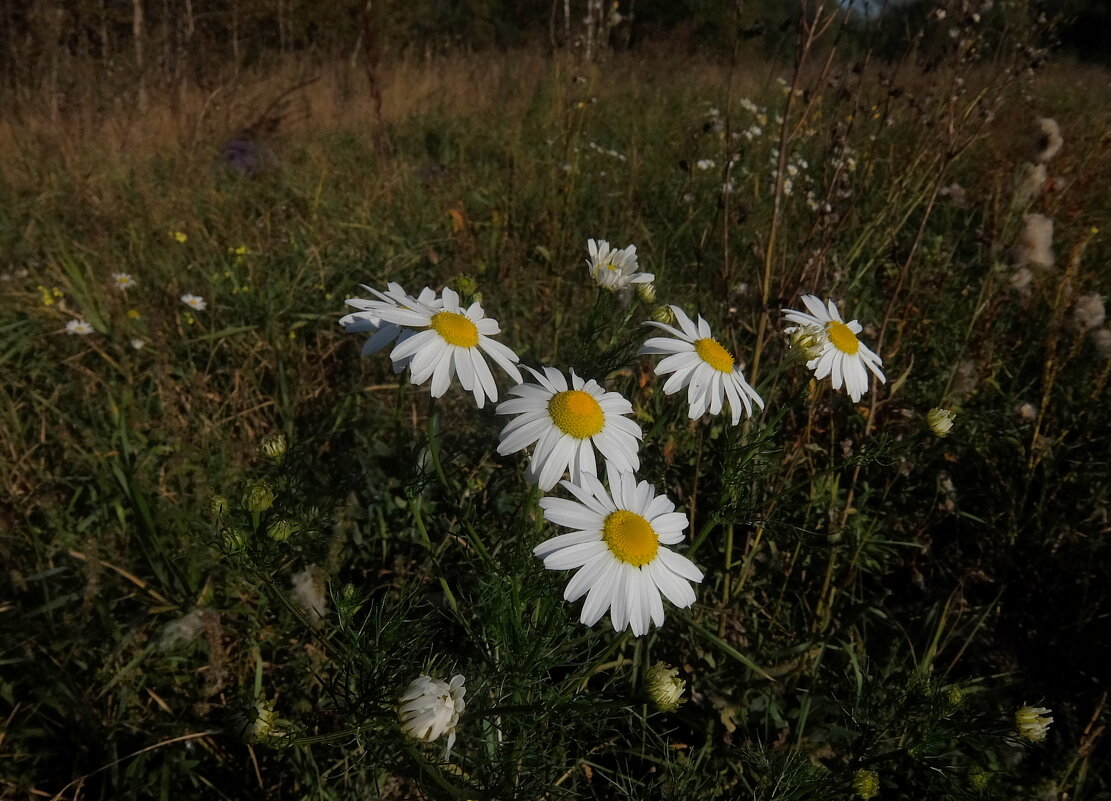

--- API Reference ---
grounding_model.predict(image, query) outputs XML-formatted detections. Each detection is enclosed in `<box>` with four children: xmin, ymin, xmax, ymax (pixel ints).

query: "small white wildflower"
<box><xmin>695</xmin><ymin>158</ymin><xmax>715</xmax><ymax>171</ymax></box>
<box><xmin>1015</xmin><ymin>402</ymin><xmax>1037</xmax><ymax>422</ymax></box>
<box><xmin>112</xmin><ymin>272</ymin><xmax>136</xmax><ymax>290</ymax></box>
<box><xmin>398</xmin><ymin>674</ymin><xmax>466</xmax><ymax>757</ymax></box>
<box><xmin>181</xmin><ymin>293</ymin><xmax>207</xmax><ymax>311</ymax></box>
<box><xmin>65</xmin><ymin>319</ymin><xmax>94</xmax><ymax>335</ymax></box>
<box><xmin>130</xmin><ymin>338</ymin><xmax>145</xmax><ymax>350</ymax></box>
<box><xmin>1073</xmin><ymin>293</ymin><xmax>1106</xmax><ymax>332</ymax></box>
<box><xmin>586</xmin><ymin>239</ymin><xmax>654</xmax><ymax>291</ymax></box>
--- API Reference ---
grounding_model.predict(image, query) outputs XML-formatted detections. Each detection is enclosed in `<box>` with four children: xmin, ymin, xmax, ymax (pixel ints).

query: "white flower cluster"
<box><xmin>341</xmin><ymin>241</ymin><xmax>890</xmax><ymax>757</ymax></box>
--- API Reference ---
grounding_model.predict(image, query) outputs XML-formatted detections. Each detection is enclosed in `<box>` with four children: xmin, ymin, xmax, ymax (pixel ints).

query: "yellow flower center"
<box><xmin>826</xmin><ymin>320</ymin><xmax>860</xmax><ymax>354</ymax></box>
<box><xmin>602</xmin><ymin>510</ymin><xmax>659</xmax><ymax>566</ymax></box>
<box><xmin>605</xmin><ymin>262</ymin><xmax>618</xmax><ymax>271</ymax></box>
<box><xmin>430</xmin><ymin>311</ymin><xmax>479</xmax><ymax>348</ymax></box>
<box><xmin>693</xmin><ymin>338</ymin><xmax>735</xmax><ymax>373</ymax></box>
<box><xmin>547</xmin><ymin>390</ymin><xmax>605</xmax><ymax>439</ymax></box>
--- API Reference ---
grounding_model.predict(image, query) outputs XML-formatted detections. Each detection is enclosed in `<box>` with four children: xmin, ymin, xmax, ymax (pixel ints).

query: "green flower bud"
<box><xmin>203</xmin><ymin>494</ymin><xmax>229</xmax><ymax>518</ymax></box>
<box><xmin>968</xmin><ymin>765</ymin><xmax>990</xmax><ymax>791</ymax></box>
<box><xmin>266</xmin><ymin>519</ymin><xmax>297</xmax><ymax>542</ymax></box>
<box><xmin>945</xmin><ymin>685</ymin><xmax>964</xmax><ymax>707</ymax></box>
<box><xmin>852</xmin><ymin>769</ymin><xmax>879</xmax><ymax>800</ymax></box>
<box><xmin>645</xmin><ymin>661</ymin><xmax>686</xmax><ymax>712</ymax></box>
<box><xmin>241</xmin><ymin>479</ymin><xmax>275</xmax><ymax>513</ymax></box>
<box><xmin>651</xmin><ymin>305</ymin><xmax>676</xmax><ymax>324</ymax></box>
<box><xmin>259</xmin><ymin>432</ymin><xmax>287</xmax><ymax>462</ymax></box>
<box><xmin>636</xmin><ymin>281</ymin><xmax>657</xmax><ymax>304</ymax></box>
<box><xmin>221</xmin><ymin>526</ymin><xmax>248</xmax><ymax>552</ymax></box>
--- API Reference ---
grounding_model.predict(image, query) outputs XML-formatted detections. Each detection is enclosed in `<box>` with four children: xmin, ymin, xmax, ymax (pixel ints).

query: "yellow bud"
<box><xmin>852</xmin><ymin>769</ymin><xmax>879</xmax><ymax>800</ymax></box>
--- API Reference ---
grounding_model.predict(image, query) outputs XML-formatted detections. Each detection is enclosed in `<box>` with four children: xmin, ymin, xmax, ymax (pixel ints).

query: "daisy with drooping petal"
<box><xmin>496</xmin><ymin>366</ymin><xmax>641</xmax><ymax>491</ymax></box>
<box><xmin>535</xmin><ymin>466</ymin><xmax>703</xmax><ymax>636</ymax></box>
<box><xmin>782</xmin><ymin>295</ymin><xmax>885</xmax><ymax>403</ymax></box>
<box><xmin>366</xmin><ymin>285</ymin><xmax>522</xmax><ymax>408</ymax></box>
<box><xmin>65</xmin><ymin>319</ymin><xmax>95</xmax><ymax>335</ymax></box>
<box><xmin>639</xmin><ymin>305</ymin><xmax>764</xmax><ymax>425</ymax></box>
<box><xmin>398</xmin><ymin>673</ymin><xmax>466</xmax><ymax>758</ymax></box>
<box><xmin>586</xmin><ymin>238</ymin><xmax>654</xmax><ymax>291</ymax></box>
<box><xmin>181</xmin><ymin>293</ymin><xmax>207</xmax><ymax>311</ymax></box>
<box><xmin>339</xmin><ymin>283</ymin><xmax>442</xmax><ymax>369</ymax></box>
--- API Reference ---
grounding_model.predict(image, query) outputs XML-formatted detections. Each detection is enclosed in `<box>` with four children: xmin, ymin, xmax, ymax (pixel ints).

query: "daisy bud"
<box><xmin>789</xmin><ymin>326</ymin><xmax>824</xmax><ymax>361</ymax></box>
<box><xmin>636</xmin><ymin>281</ymin><xmax>657</xmax><ymax>304</ymax></box>
<box><xmin>1015</xmin><ymin>705</ymin><xmax>1053</xmax><ymax>742</ymax></box>
<box><xmin>651</xmin><ymin>305</ymin><xmax>675</xmax><ymax>324</ymax></box>
<box><xmin>398</xmin><ymin>674</ymin><xmax>466</xmax><ymax>758</ymax></box>
<box><xmin>203</xmin><ymin>493</ymin><xmax>229</xmax><ymax>518</ymax></box>
<box><xmin>852</xmin><ymin>769</ymin><xmax>880</xmax><ymax>800</ymax></box>
<box><xmin>234</xmin><ymin>698</ymin><xmax>279</xmax><ymax>743</ymax></box>
<box><xmin>645</xmin><ymin>661</ymin><xmax>686</xmax><ymax>711</ymax></box>
<box><xmin>945</xmin><ymin>685</ymin><xmax>965</xmax><ymax>707</ymax></box>
<box><xmin>967</xmin><ymin>765</ymin><xmax>990</xmax><ymax>790</ymax></box>
<box><xmin>221</xmin><ymin>526</ymin><xmax>248</xmax><ymax>552</ymax></box>
<box><xmin>927</xmin><ymin>407</ymin><xmax>955</xmax><ymax>438</ymax></box>
<box><xmin>259</xmin><ymin>432</ymin><xmax>288</xmax><ymax>462</ymax></box>
<box><xmin>266</xmin><ymin>518</ymin><xmax>296</xmax><ymax>542</ymax></box>
<box><xmin>241</xmin><ymin>479</ymin><xmax>275</xmax><ymax>513</ymax></box>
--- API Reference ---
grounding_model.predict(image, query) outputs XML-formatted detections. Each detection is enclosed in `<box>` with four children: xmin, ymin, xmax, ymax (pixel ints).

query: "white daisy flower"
<box><xmin>586</xmin><ymin>238</ymin><xmax>654</xmax><ymax>292</ymax></box>
<box><xmin>638</xmin><ymin>305</ymin><xmax>764</xmax><ymax>425</ymax></box>
<box><xmin>782</xmin><ymin>295</ymin><xmax>886</xmax><ymax>403</ymax></box>
<box><xmin>181</xmin><ymin>293</ymin><xmax>207</xmax><ymax>311</ymax></box>
<box><xmin>65</xmin><ymin>319</ymin><xmax>94</xmax><ymax>335</ymax></box>
<box><xmin>130</xmin><ymin>338</ymin><xmax>145</xmax><ymax>350</ymax></box>
<box><xmin>398</xmin><ymin>673</ymin><xmax>466</xmax><ymax>757</ymax></box>
<box><xmin>535</xmin><ymin>467</ymin><xmax>703</xmax><ymax>636</ymax></box>
<box><xmin>339</xmin><ymin>283</ymin><xmax>442</xmax><ymax>369</ymax></box>
<box><xmin>112</xmin><ymin>272</ymin><xmax>136</xmax><ymax>290</ymax></box>
<box><xmin>367</xmin><ymin>285</ymin><xmax>522</xmax><ymax>408</ymax></box>
<box><xmin>496</xmin><ymin>366</ymin><xmax>641</xmax><ymax>491</ymax></box>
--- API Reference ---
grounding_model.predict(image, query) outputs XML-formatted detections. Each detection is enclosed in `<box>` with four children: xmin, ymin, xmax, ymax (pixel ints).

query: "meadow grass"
<box><xmin>1</xmin><ymin>22</ymin><xmax>1110</xmax><ymax>801</ymax></box>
